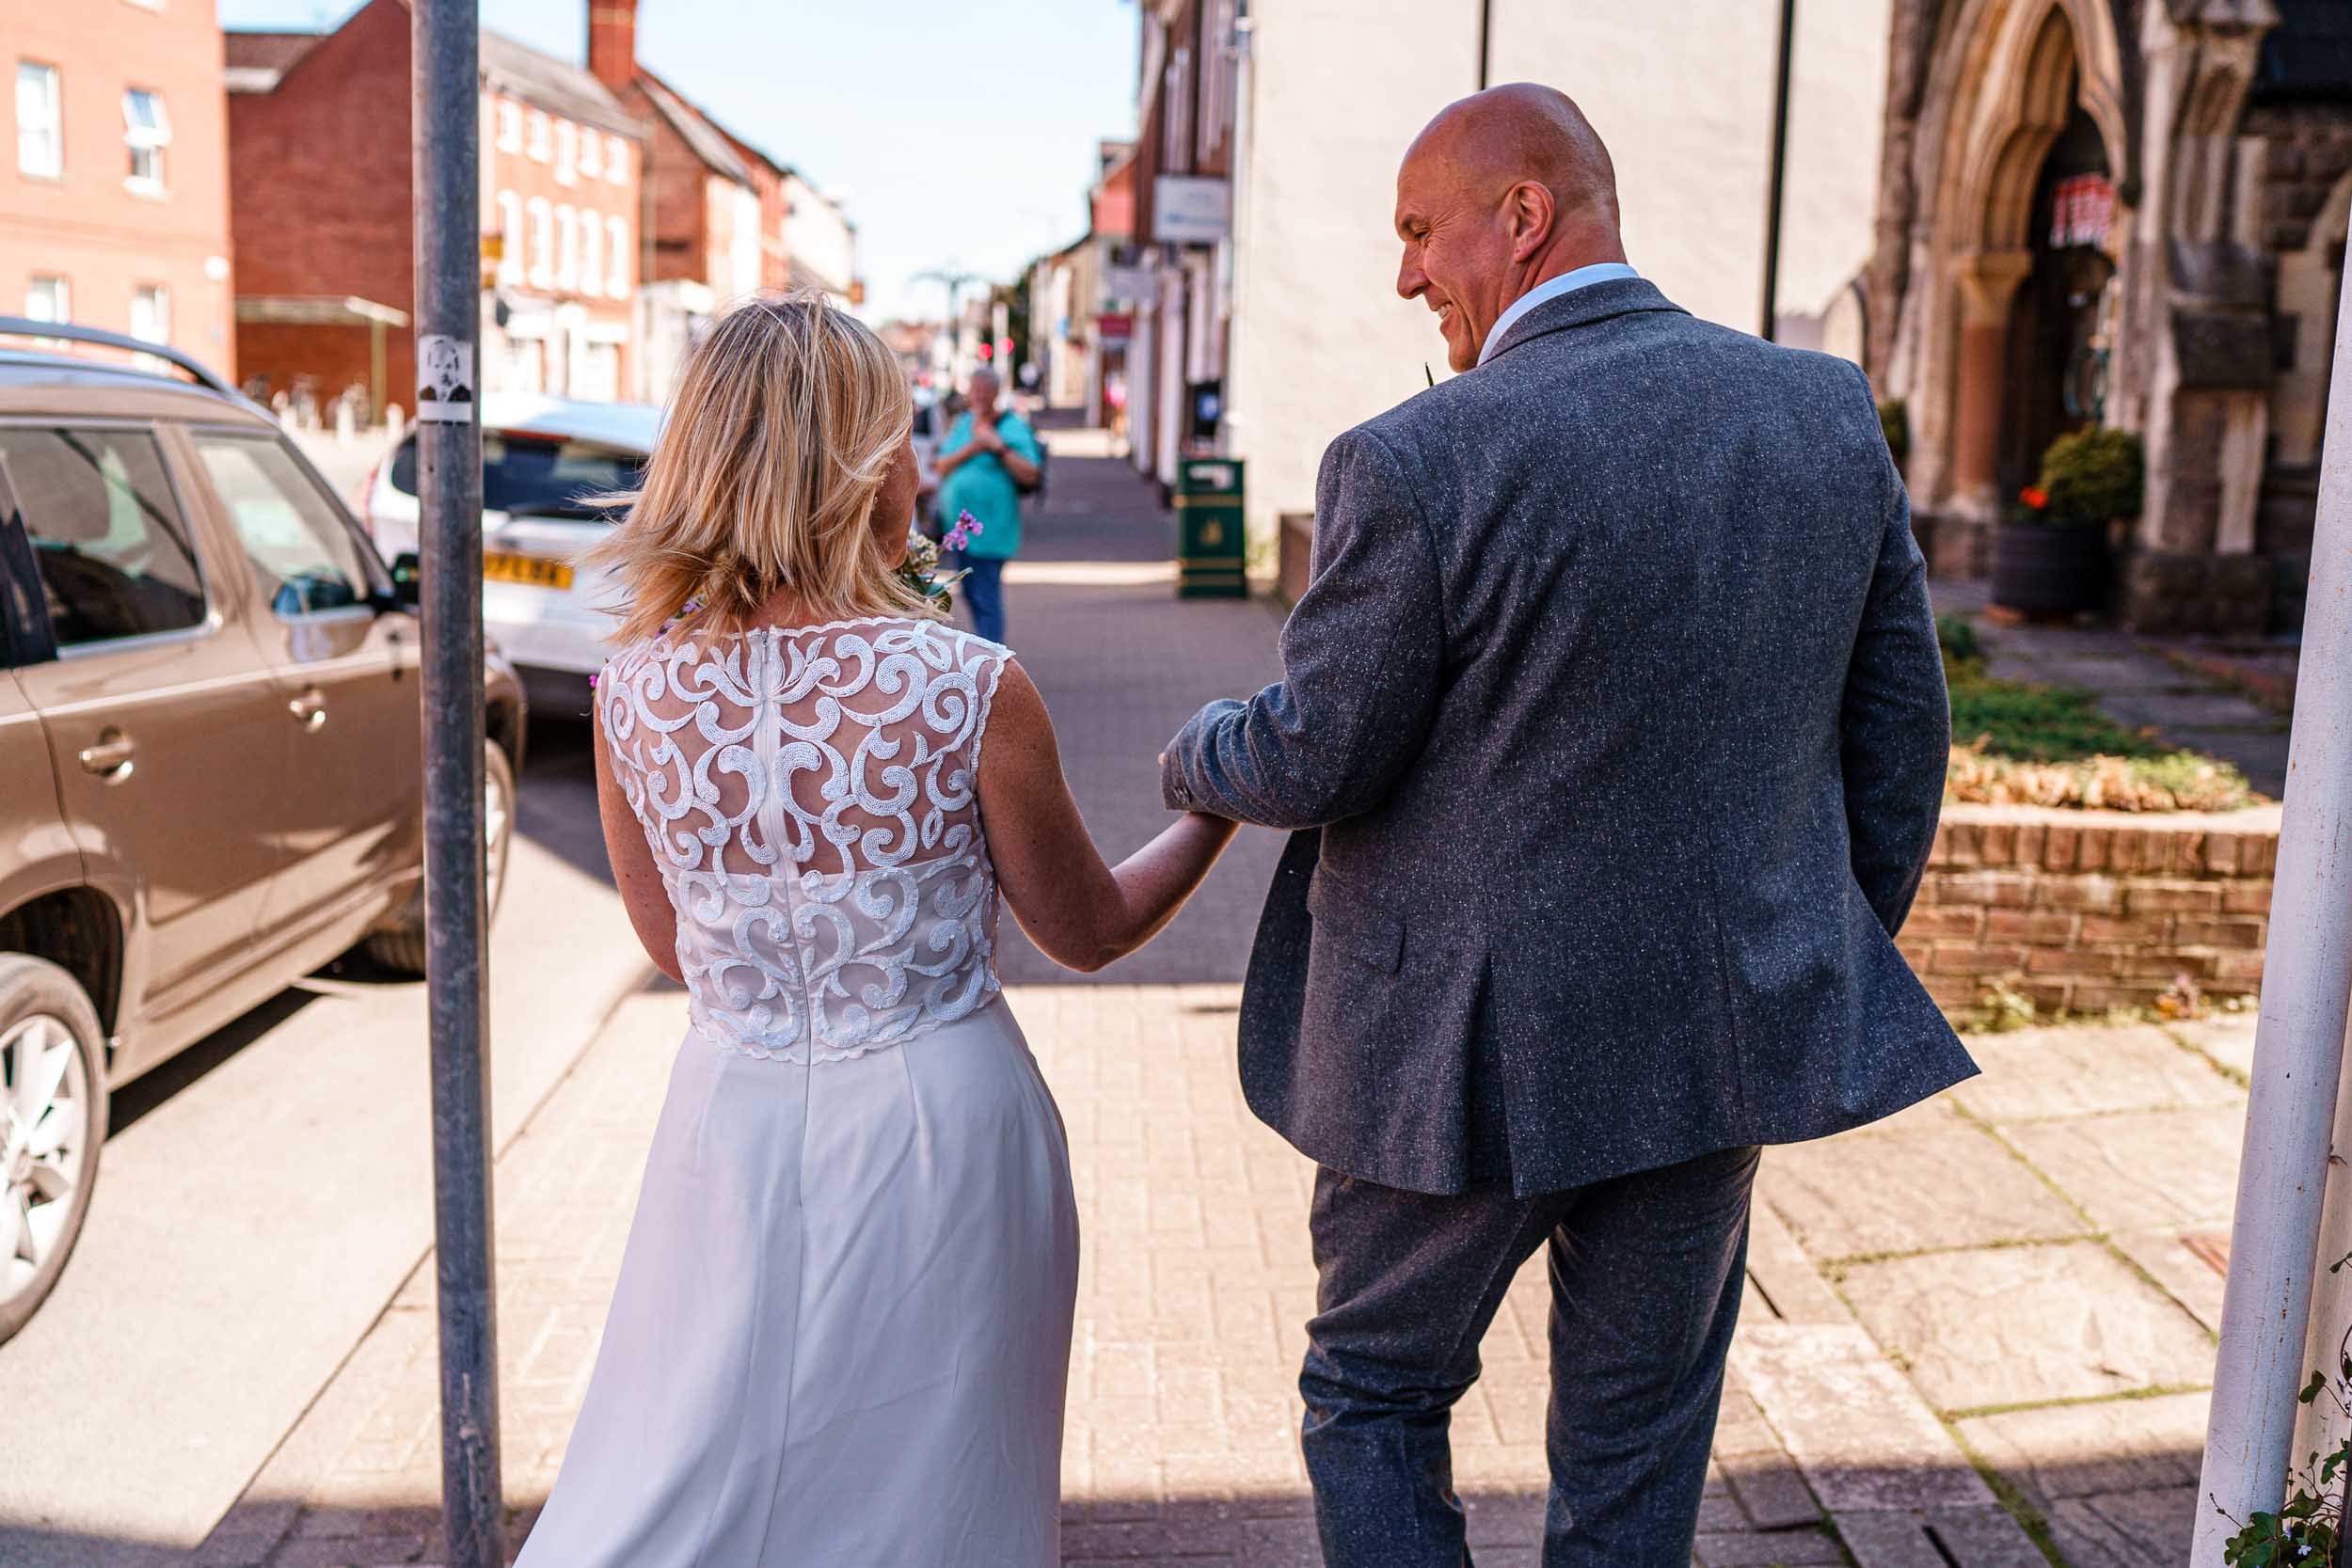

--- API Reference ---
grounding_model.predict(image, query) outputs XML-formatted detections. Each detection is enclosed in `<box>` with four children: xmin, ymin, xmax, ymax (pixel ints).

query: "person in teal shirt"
<box><xmin>934</xmin><ymin>367</ymin><xmax>1041</xmax><ymax>644</ymax></box>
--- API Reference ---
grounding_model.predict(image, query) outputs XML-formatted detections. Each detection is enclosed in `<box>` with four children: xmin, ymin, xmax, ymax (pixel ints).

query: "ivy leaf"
<box><xmin>2300</xmin><ymin>1370</ymin><xmax>2328</xmax><ymax>1405</ymax></box>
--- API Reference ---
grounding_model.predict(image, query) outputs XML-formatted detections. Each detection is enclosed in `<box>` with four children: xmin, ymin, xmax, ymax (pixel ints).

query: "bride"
<box><xmin>513</xmin><ymin>293</ymin><xmax>1238</xmax><ymax>1567</ymax></box>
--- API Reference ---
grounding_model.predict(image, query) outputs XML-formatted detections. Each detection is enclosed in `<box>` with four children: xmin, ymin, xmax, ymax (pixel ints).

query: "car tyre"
<box><xmin>0</xmin><ymin>954</ymin><xmax>108</xmax><ymax>1347</ymax></box>
<box><xmin>366</xmin><ymin>739</ymin><xmax>516</xmax><ymax>976</ymax></box>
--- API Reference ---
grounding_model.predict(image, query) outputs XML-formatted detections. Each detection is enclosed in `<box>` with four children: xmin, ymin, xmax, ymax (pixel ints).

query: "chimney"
<box><xmin>588</xmin><ymin>0</ymin><xmax>637</xmax><ymax>91</ymax></box>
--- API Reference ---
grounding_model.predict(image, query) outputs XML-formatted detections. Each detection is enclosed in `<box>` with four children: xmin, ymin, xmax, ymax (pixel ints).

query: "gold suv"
<box><xmin>0</xmin><ymin>323</ymin><xmax>526</xmax><ymax>1344</ymax></box>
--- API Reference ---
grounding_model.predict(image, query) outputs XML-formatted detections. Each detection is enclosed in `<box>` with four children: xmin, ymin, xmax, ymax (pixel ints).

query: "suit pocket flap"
<box><xmin>1307</xmin><ymin>870</ymin><xmax>1405</xmax><ymax>974</ymax></box>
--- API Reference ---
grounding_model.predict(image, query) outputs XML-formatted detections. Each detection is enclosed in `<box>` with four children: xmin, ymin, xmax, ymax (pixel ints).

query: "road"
<box><xmin>0</xmin><ymin>717</ymin><xmax>649</xmax><ymax>1566</ymax></box>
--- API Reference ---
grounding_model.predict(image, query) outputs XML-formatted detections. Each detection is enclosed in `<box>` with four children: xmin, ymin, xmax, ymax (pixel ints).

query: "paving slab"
<box><xmin>2000</xmin><ymin>1106</ymin><xmax>2246</xmax><ymax>1232</ymax></box>
<box><xmin>1729</xmin><ymin>1323</ymin><xmax>1995</xmax><ymax>1512</ymax></box>
<box><xmin>2044</xmin><ymin>1485</ymin><xmax>2199</xmax><ymax>1568</ymax></box>
<box><xmin>1953</xmin><ymin>1389</ymin><xmax>2207</xmax><ymax>1504</ymax></box>
<box><xmin>2097</xmin><ymin>691</ymin><xmax>2284</xmax><ymax>733</ymax></box>
<box><xmin>2110</xmin><ymin>1229</ymin><xmax>2229</xmax><ymax>1334</ymax></box>
<box><xmin>1840</xmin><ymin>1243</ymin><xmax>2217</xmax><ymax>1411</ymax></box>
<box><xmin>1836</xmin><ymin>1507</ymin><xmax>2047</xmax><ymax>1568</ymax></box>
<box><xmin>2002</xmin><ymin>655</ymin><xmax>2185</xmax><ymax>693</ymax></box>
<box><xmin>1763</xmin><ymin>1127</ymin><xmax>2085</xmax><ymax>1259</ymax></box>
<box><xmin>1743</xmin><ymin>1198</ymin><xmax>1855</xmax><ymax>1325</ymax></box>
<box><xmin>1690</xmin><ymin>1527</ymin><xmax>1846</xmax><ymax>1565</ymax></box>
<box><xmin>2166</xmin><ymin>1015</ymin><xmax>2258</xmax><ymax>1081</ymax></box>
<box><xmin>1947</xmin><ymin>1022</ymin><xmax>2245</xmax><ymax>1123</ymax></box>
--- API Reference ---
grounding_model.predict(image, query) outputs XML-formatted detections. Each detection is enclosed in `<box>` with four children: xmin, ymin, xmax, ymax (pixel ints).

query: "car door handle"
<box><xmin>289</xmin><ymin>691</ymin><xmax>327</xmax><ymax>732</ymax></box>
<box><xmin>77</xmin><ymin>729</ymin><xmax>135</xmax><ymax>783</ymax></box>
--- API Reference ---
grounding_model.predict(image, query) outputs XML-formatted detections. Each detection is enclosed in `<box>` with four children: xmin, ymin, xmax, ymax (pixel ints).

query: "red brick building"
<box><xmin>583</xmin><ymin>0</ymin><xmax>856</xmax><ymax>398</ymax></box>
<box><xmin>225</xmin><ymin>0</ymin><xmax>645</xmax><ymax>417</ymax></box>
<box><xmin>2</xmin><ymin>0</ymin><xmax>234</xmax><ymax>376</ymax></box>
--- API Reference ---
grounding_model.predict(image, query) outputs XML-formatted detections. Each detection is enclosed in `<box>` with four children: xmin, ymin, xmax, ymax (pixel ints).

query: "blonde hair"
<box><xmin>587</xmin><ymin>291</ymin><xmax>930</xmax><ymax>645</ymax></box>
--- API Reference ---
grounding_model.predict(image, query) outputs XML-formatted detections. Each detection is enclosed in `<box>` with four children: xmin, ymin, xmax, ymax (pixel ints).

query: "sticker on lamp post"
<box><xmin>417</xmin><ymin>335</ymin><xmax>475</xmax><ymax>423</ymax></box>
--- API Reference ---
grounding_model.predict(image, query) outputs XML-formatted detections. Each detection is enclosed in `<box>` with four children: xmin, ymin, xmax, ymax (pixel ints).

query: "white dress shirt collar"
<box><xmin>1478</xmin><ymin>262</ymin><xmax>1643</xmax><ymax>366</ymax></box>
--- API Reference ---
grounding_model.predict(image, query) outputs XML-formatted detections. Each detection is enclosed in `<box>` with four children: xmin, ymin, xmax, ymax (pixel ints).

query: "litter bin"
<box><xmin>1175</xmin><ymin>456</ymin><xmax>1247</xmax><ymax>599</ymax></box>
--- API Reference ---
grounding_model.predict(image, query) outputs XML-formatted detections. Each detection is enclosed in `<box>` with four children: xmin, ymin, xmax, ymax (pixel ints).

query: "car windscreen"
<box><xmin>389</xmin><ymin>430</ymin><xmax>644</xmax><ymax>519</ymax></box>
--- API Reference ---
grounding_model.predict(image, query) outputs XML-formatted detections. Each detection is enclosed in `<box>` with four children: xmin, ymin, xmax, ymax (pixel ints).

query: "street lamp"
<box><xmin>913</xmin><ymin>267</ymin><xmax>984</xmax><ymax>385</ymax></box>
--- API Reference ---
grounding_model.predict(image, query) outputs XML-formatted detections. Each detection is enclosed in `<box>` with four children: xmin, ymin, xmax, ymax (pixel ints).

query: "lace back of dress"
<box><xmin>598</xmin><ymin>618</ymin><xmax>1009</xmax><ymax>1064</ymax></box>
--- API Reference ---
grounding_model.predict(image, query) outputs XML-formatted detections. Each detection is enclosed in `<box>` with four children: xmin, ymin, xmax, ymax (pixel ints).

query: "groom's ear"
<box><xmin>1504</xmin><ymin>180</ymin><xmax>1557</xmax><ymax>261</ymax></box>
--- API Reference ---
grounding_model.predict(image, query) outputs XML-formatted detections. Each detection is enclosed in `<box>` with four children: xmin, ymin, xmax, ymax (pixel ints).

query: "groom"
<box><xmin>1161</xmin><ymin>85</ymin><xmax>1976</xmax><ymax>1566</ymax></box>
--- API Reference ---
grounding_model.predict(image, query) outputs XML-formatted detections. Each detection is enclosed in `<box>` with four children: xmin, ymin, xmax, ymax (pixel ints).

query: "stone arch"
<box><xmin>1894</xmin><ymin>0</ymin><xmax>2127</xmax><ymax>529</ymax></box>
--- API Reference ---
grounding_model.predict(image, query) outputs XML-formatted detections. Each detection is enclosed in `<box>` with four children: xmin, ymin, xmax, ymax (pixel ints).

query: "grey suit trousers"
<box><xmin>1299</xmin><ymin>1145</ymin><xmax>1760</xmax><ymax>1568</ymax></box>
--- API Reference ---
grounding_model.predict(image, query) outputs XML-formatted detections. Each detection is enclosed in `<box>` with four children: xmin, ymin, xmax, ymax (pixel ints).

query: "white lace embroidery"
<box><xmin>599</xmin><ymin>616</ymin><xmax>1009</xmax><ymax>1064</ymax></box>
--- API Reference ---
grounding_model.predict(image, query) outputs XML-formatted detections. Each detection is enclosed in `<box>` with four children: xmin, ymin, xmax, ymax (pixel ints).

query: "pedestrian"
<box><xmin>1159</xmin><ymin>84</ymin><xmax>1974</xmax><ymax>1567</ymax></box>
<box><xmin>933</xmin><ymin>366</ymin><xmax>1041</xmax><ymax>645</ymax></box>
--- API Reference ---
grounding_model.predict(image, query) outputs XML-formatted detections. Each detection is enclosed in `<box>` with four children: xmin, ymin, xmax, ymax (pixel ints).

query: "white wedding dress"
<box><xmin>515</xmin><ymin>615</ymin><xmax>1078</xmax><ymax>1568</ymax></box>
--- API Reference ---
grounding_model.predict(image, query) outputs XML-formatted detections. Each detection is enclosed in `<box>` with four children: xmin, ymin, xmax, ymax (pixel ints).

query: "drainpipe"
<box><xmin>1221</xmin><ymin>3</ymin><xmax>1252</xmax><ymax>466</ymax></box>
<box><xmin>1759</xmin><ymin>0</ymin><xmax>1797</xmax><ymax>341</ymax></box>
<box><xmin>2191</xmin><ymin>204</ymin><xmax>2352</xmax><ymax>1566</ymax></box>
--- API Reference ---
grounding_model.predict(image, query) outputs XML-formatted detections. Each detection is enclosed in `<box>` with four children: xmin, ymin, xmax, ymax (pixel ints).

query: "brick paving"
<box><xmin>196</xmin><ymin>429</ymin><xmax>2240</xmax><ymax>1567</ymax></box>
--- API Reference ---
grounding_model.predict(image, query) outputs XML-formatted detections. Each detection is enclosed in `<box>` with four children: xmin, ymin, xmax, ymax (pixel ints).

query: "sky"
<box><xmin>215</xmin><ymin>0</ymin><xmax>1141</xmax><ymax>323</ymax></box>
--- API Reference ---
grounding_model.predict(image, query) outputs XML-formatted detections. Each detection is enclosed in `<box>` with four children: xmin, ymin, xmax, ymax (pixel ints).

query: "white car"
<box><xmin>364</xmin><ymin>394</ymin><xmax>660</xmax><ymax>716</ymax></box>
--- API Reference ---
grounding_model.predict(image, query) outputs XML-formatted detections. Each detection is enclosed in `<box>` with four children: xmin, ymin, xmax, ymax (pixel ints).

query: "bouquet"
<box><xmin>899</xmin><ymin>510</ymin><xmax>980</xmax><ymax>613</ymax></box>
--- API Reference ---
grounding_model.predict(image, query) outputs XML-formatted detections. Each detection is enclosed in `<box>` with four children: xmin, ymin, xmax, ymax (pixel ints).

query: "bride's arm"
<box><xmin>593</xmin><ymin>705</ymin><xmax>686</xmax><ymax>984</ymax></box>
<box><xmin>979</xmin><ymin>658</ymin><xmax>1240</xmax><ymax>974</ymax></box>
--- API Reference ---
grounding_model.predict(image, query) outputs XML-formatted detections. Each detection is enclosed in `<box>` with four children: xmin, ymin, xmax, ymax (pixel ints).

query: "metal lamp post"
<box><xmin>411</xmin><ymin>3</ymin><xmax>502</xmax><ymax>1565</ymax></box>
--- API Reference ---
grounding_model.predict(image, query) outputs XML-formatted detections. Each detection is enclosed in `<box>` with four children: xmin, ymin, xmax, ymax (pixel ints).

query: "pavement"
<box><xmin>27</xmin><ymin>421</ymin><xmax>2246</xmax><ymax>1566</ymax></box>
<box><xmin>0</xmin><ymin>721</ymin><xmax>648</xmax><ymax>1566</ymax></box>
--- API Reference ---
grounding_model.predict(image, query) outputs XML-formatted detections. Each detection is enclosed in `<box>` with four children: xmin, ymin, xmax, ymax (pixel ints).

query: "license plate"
<box><xmin>484</xmin><ymin>552</ymin><xmax>572</xmax><ymax>590</ymax></box>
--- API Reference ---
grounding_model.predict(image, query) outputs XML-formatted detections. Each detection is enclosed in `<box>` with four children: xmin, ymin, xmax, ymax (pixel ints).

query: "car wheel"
<box><xmin>366</xmin><ymin>740</ymin><xmax>517</xmax><ymax>976</ymax></box>
<box><xmin>0</xmin><ymin>955</ymin><xmax>107</xmax><ymax>1347</ymax></box>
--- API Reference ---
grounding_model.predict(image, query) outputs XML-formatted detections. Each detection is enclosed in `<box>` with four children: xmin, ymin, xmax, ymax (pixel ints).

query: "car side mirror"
<box><xmin>383</xmin><ymin>553</ymin><xmax>421</xmax><ymax>610</ymax></box>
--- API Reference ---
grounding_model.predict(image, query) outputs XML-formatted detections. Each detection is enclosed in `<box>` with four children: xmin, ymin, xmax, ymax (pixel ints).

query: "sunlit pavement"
<box><xmin>0</xmin><ymin>426</ymin><xmax>2239</xmax><ymax>1567</ymax></box>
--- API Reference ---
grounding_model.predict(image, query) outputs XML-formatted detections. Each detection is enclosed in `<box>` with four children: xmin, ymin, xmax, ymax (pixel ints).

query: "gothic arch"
<box><xmin>1893</xmin><ymin>0</ymin><xmax>2128</xmax><ymax>519</ymax></box>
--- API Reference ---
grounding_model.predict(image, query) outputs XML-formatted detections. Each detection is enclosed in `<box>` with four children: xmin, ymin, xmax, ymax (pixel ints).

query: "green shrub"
<box><xmin>1879</xmin><ymin>399</ymin><xmax>1909</xmax><ymax>473</ymax></box>
<box><xmin>1935</xmin><ymin>612</ymin><xmax>1980</xmax><ymax>669</ymax></box>
<box><xmin>2037</xmin><ymin>426</ymin><xmax>2143</xmax><ymax>527</ymax></box>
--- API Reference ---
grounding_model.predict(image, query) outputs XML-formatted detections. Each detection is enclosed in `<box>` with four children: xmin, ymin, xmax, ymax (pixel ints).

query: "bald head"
<box><xmin>1394</xmin><ymin>84</ymin><xmax>1627</xmax><ymax>372</ymax></box>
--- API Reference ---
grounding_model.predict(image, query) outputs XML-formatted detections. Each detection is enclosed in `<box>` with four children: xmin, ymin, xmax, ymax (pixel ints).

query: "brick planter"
<box><xmin>1899</xmin><ymin>802</ymin><xmax>2281</xmax><ymax>1017</ymax></box>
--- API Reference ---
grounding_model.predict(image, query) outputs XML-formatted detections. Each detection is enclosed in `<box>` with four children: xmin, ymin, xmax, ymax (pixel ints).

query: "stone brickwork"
<box><xmin>2249</xmin><ymin>105</ymin><xmax>2352</xmax><ymax>255</ymax></box>
<box><xmin>1899</xmin><ymin>802</ymin><xmax>2281</xmax><ymax>1016</ymax></box>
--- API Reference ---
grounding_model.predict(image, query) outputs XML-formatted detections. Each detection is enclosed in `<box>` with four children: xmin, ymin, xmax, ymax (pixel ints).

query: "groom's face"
<box><xmin>1393</xmin><ymin>152</ymin><xmax>1516</xmax><ymax>373</ymax></box>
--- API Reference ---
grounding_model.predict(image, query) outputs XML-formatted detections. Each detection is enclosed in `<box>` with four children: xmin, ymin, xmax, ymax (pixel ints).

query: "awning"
<box><xmin>233</xmin><ymin>295</ymin><xmax>411</xmax><ymax>328</ymax></box>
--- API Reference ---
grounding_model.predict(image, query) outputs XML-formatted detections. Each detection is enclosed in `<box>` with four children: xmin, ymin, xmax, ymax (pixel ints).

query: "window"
<box><xmin>130</xmin><ymin>283</ymin><xmax>169</xmax><ymax>344</ymax></box>
<box><xmin>555</xmin><ymin>204</ymin><xmax>578</xmax><ymax>290</ymax></box>
<box><xmin>496</xmin><ymin>98</ymin><xmax>521</xmax><ymax>152</ymax></box>
<box><xmin>24</xmin><ymin>276</ymin><xmax>67</xmax><ymax>323</ymax></box>
<box><xmin>580</xmin><ymin>211</ymin><xmax>601</xmax><ymax>296</ymax></box>
<box><xmin>580</xmin><ymin>128</ymin><xmax>602</xmax><ymax>181</ymax></box>
<box><xmin>16</xmin><ymin>62</ymin><xmax>61</xmax><ymax>178</ymax></box>
<box><xmin>122</xmin><ymin>87</ymin><xmax>169</xmax><ymax>190</ymax></box>
<box><xmin>495</xmin><ymin>189</ymin><xmax>521</xmax><ymax>286</ymax></box>
<box><xmin>604</xmin><ymin>137</ymin><xmax>627</xmax><ymax>185</ymax></box>
<box><xmin>192</xmin><ymin>434</ymin><xmax>373</xmax><ymax>616</ymax></box>
<box><xmin>527</xmin><ymin>197</ymin><xmax>551</xmax><ymax>287</ymax></box>
<box><xmin>0</xmin><ymin>426</ymin><xmax>205</xmax><ymax>649</ymax></box>
<box><xmin>387</xmin><ymin>429</ymin><xmax>642</xmax><ymax>517</ymax></box>
<box><xmin>526</xmin><ymin>109</ymin><xmax>549</xmax><ymax>162</ymax></box>
<box><xmin>554</xmin><ymin>119</ymin><xmax>576</xmax><ymax>184</ymax></box>
<box><xmin>605</xmin><ymin>214</ymin><xmax>628</xmax><ymax>297</ymax></box>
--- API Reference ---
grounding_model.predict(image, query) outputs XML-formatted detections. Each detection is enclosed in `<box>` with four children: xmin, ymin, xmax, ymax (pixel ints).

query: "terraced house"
<box><xmin>224</xmin><ymin>0</ymin><xmax>647</xmax><ymax>417</ymax></box>
<box><xmin>2</xmin><ymin>0</ymin><xmax>233</xmax><ymax>376</ymax></box>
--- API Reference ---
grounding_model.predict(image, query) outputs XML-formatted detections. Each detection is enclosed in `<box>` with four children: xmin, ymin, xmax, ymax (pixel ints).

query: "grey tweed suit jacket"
<box><xmin>1161</xmin><ymin>277</ymin><xmax>1977</xmax><ymax>1198</ymax></box>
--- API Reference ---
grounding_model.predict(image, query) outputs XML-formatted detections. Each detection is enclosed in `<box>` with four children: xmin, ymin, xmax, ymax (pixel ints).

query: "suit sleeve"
<box><xmin>1160</xmin><ymin>427</ymin><xmax>1443</xmax><ymax>830</ymax></box>
<box><xmin>1839</xmin><ymin>390</ymin><xmax>1949</xmax><ymax>936</ymax></box>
